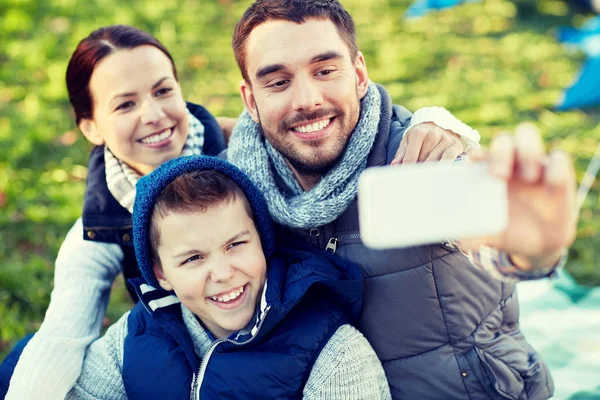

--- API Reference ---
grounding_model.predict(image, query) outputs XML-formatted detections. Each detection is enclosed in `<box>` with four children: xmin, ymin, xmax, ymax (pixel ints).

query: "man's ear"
<box><xmin>78</xmin><ymin>118</ymin><xmax>104</xmax><ymax>146</ymax></box>
<box><xmin>240</xmin><ymin>80</ymin><xmax>260</xmax><ymax>124</ymax></box>
<box><xmin>153</xmin><ymin>264</ymin><xmax>173</xmax><ymax>291</ymax></box>
<box><xmin>354</xmin><ymin>51</ymin><xmax>369</xmax><ymax>99</ymax></box>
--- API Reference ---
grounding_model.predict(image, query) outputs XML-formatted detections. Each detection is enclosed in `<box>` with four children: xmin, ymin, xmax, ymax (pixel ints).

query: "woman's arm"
<box><xmin>65</xmin><ymin>311</ymin><xmax>129</xmax><ymax>400</ymax></box>
<box><xmin>6</xmin><ymin>218</ymin><xmax>123</xmax><ymax>400</ymax></box>
<box><xmin>303</xmin><ymin>324</ymin><xmax>391</xmax><ymax>400</ymax></box>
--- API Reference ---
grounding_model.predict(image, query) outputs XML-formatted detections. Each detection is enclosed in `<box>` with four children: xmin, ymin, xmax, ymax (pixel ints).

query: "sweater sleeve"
<box><xmin>303</xmin><ymin>324</ymin><xmax>391</xmax><ymax>400</ymax></box>
<box><xmin>6</xmin><ymin>218</ymin><xmax>123</xmax><ymax>400</ymax></box>
<box><xmin>65</xmin><ymin>311</ymin><xmax>129</xmax><ymax>400</ymax></box>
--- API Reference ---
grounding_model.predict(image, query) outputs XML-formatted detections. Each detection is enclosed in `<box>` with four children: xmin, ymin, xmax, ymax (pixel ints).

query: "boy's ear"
<box><xmin>153</xmin><ymin>264</ymin><xmax>173</xmax><ymax>291</ymax></box>
<box><xmin>78</xmin><ymin>118</ymin><xmax>105</xmax><ymax>146</ymax></box>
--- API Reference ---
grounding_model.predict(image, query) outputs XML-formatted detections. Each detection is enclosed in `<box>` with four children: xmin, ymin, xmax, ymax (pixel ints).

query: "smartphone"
<box><xmin>358</xmin><ymin>162</ymin><xmax>508</xmax><ymax>249</ymax></box>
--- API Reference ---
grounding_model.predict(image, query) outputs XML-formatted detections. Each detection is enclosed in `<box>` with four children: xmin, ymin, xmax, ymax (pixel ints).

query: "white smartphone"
<box><xmin>358</xmin><ymin>162</ymin><xmax>508</xmax><ymax>249</ymax></box>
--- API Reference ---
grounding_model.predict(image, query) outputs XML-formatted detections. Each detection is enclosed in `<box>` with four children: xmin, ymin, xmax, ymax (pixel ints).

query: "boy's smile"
<box><xmin>153</xmin><ymin>197</ymin><xmax>267</xmax><ymax>339</ymax></box>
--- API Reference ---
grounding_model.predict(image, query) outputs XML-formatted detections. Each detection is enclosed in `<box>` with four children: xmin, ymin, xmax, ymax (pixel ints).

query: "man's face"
<box><xmin>153</xmin><ymin>197</ymin><xmax>267</xmax><ymax>339</ymax></box>
<box><xmin>240</xmin><ymin>19</ymin><xmax>369</xmax><ymax>176</ymax></box>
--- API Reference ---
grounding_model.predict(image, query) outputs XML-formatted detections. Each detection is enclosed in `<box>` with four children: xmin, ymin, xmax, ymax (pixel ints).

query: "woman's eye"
<box><xmin>156</xmin><ymin>87</ymin><xmax>173</xmax><ymax>96</ymax></box>
<box><xmin>116</xmin><ymin>101</ymin><xmax>134</xmax><ymax>111</ymax></box>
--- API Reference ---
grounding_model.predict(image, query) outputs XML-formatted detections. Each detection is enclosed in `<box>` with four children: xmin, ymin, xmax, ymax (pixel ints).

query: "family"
<box><xmin>1</xmin><ymin>0</ymin><xmax>577</xmax><ymax>399</ymax></box>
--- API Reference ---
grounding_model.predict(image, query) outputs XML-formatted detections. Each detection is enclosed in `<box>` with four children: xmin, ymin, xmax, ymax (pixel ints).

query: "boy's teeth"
<box><xmin>211</xmin><ymin>286</ymin><xmax>244</xmax><ymax>303</ymax></box>
<box><xmin>293</xmin><ymin>119</ymin><xmax>330</xmax><ymax>133</ymax></box>
<box><xmin>140</xmin><ymin>128</ymin><xmax>171</xmax><ymax>144</ymax></box>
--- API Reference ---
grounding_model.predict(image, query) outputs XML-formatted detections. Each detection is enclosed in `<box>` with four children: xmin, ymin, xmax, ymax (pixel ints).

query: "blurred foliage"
<box><xmin>1</xmin><ymin>0</ymin><xmax>599</xmax><ymax>359</ymax></box>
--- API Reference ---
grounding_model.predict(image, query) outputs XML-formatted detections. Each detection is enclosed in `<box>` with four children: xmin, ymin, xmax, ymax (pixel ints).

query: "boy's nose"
<box><xmin>209</xmin><ymin>263</ymin><xmax>235</xmax><ymax>282</ymax></box>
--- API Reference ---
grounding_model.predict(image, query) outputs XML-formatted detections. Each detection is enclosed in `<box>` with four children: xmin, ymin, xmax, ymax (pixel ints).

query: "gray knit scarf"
<box><xmin>228</xmin><ymin>83</ymin><xmax>381</xmax><ymax>229</ymax></box>
<box><xmin>105</xmin><ymin>109</ymin><xmax>205</xmax><ymax>213</ymax></box>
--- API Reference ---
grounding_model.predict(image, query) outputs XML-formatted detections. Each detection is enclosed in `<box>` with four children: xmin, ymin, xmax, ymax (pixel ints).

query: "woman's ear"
<box><xmin>153</xmin><ymin>264</ymin><xmax>173</xmax><ymax>291</ymax></box>
<box><xmin>79</xmin><ymin>119</ymin><xmax>105</xmax><ymax>146</ymax></box>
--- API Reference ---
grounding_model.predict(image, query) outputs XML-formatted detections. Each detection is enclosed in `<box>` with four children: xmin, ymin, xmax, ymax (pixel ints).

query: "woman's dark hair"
<box><xmin>66</xmin><ymin>25</ymin><xmax>178</xmax><ymax>124</ymax></box>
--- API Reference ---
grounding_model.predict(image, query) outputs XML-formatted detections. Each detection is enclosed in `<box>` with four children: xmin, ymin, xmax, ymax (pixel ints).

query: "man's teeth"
<box><xmin>293</xmin><ymin>119</ymin><xmax>330</xmax><ymax>133</ymax></box>
<box><xmin>140</xmin><ymin>128</ymin><xmax>171</xmax><ymax>144</ymax></box>
<box><xmin>211</xmin><ymin>286</ymin><xmax>244</xmax><ymax>303</ymax></box>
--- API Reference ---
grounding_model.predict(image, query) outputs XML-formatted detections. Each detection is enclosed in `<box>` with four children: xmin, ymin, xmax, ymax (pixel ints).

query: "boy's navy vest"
<box><xmin>81</xmin><ymin>103</ymin><xmax>226</xmax><ymax>300</ymax></box>
<box><xmin>122</xmin><ymin>245</ymin><xmax>363</xmax><ymax>399</ymax></box>
<box><xmin>276</xmin><ymin>85</ymin><xmax>554</xmax><ymax>400</ymax></box>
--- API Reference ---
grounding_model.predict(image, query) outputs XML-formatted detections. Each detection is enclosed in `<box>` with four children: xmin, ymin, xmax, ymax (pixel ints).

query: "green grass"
<box><xmin>1</xmin><ymin>0</ymin><xmax>600</xmax><ymax>358</ymax></box>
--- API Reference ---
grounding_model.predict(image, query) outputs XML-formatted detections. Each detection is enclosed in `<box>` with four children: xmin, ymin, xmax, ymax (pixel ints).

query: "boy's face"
<box><xmin>153</xmin><ymin>197</ymin><xmax>267</xmax><ymax>339</ymax></box>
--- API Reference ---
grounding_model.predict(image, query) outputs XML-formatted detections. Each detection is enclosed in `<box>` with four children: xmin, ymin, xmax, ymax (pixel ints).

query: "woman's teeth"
<box><xmin>211</xmin><ymin>286</ymin><xmax>244</xmax><ymax>303</ymax></box>
<box><xmin>140</xmin><ymin>128</ymin><xmax>172</xmax><ymax>144</ymax></box>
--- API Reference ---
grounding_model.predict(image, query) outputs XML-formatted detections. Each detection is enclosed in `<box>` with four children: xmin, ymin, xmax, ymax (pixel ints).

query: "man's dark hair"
<box><xmin>149</xmin><ymin>170</ymin><xmax>253</xmax><ymax>265</ymax></box>
<box><xmin>232</xmin><ymin>0</ymin><xmax>358</xmax><ymax>83</ymax></box>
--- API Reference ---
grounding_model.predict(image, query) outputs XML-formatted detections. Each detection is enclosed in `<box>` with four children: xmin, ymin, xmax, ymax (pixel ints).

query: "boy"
<box><xmin>66</xmin><ymin>156</ymin><xmax>391</xmax><ymax>399</ymax></box>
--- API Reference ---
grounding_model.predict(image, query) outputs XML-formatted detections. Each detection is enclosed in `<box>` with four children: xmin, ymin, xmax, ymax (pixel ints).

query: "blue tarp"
<box><xmin>556</xmin><ymin>16</ymin><xmax>600</xmax><ymax>110</ymax></box>
<box><xmin>405</xmin><ymin>0</ymin><xmax>480</xmax><ymax>19</ymax></box>
<box><xmin>519</xmin><ymin>270</ymin><xmax>600</xmax><ymax>399</ymax></box>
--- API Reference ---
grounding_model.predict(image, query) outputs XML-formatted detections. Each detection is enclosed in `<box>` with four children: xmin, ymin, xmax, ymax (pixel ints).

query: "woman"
<box><xmin>2</xmin><ymin>25</ymin><xmax>226</xmax><ymax>399</ymax></box>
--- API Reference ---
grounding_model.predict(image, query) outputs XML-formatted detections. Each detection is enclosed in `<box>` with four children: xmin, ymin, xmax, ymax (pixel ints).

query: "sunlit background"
<box><xmin>1</xmin><ymin>0</ymin><xmax>599</xmax><ymax>367</ymax></box>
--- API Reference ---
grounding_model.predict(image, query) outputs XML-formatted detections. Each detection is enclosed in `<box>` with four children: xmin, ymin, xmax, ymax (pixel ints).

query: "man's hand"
<box><xmin>391</xmin><ymin>122</ymin><xmax>464</xmax><ymax>165</ymax></box>
<box><xmin>462</xmin><ymin>123</ymin><xmax>578</xmax><ymax>271</ymax></box>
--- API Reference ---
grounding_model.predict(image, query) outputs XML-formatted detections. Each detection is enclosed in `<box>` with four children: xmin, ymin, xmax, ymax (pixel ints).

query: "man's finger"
<box><xmin>514</xmin><ymin>123</ymin><xmax>544</xmax><ymax>183</ymax></box>
<box><xmin>488</xmin><ymin>134</ymin><xmax>515</xmax><ymax>179</ymax></box>
<box><xmin>544</xmin><ymin>149</ymin><xmax>576</xmax><ymax>191</ymax></box>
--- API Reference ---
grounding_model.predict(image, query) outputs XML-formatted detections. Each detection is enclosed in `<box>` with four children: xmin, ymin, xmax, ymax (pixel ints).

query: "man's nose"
<box><xmin>291</xmin><ymin>78</ymin><xmax>323</xmax><ymax>112</ymax></box>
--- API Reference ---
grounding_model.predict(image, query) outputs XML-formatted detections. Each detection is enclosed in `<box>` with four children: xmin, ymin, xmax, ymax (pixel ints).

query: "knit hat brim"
<box><xmin>132</xmin><ymin>155</ymin><xmax>275</xmax><ymax>289</ymax></box>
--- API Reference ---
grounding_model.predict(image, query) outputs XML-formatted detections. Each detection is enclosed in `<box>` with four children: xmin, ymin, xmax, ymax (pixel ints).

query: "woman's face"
<box><xmin>79</xmin><ymin>45</ymin><xmax>188</xmax><ymax>176</ymax></box>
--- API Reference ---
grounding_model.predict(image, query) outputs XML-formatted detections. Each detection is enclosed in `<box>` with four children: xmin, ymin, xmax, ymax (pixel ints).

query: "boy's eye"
<box><xmin>182</xmin><ymin>254</ymin><xmax>203</xmax><ymax>265</ymax></box>
<box><xmin>227</xmin><ymin>241</ymin><xmax>246</xmax><ymax>250</ymax></box>
<box><xmin>116</xmin><ymin>101</ymin><xmax>135</xmax><ymax>111</ymax></box>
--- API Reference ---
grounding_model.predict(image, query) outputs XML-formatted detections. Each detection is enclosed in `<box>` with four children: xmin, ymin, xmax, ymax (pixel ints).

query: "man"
<box><xmin>226</xmin><ymin>1</ymin><xmax>576</xmax><ymax>398</ymax></box>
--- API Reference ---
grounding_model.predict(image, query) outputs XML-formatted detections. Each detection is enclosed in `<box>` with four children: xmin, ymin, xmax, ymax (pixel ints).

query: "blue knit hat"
<box><xmin>133</xmin><ymin>156</ymin><xmax>275</xmax><ymax>289</ymax></box>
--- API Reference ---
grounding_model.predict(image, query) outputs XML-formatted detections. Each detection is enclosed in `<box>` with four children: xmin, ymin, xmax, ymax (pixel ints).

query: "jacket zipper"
<box><xmin>325</xmin><ymin>233</ymin><xmax>362</xmax><ymax>254</ymax></box>
<box><xmin>191</xmin><ymin>306</ymin><xmax>272</xmax><ymax>399</ymax></box>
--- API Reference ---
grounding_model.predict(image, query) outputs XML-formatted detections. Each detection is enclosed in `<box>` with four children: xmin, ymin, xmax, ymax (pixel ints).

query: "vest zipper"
<box><xmin>325</xmin><ymin>233</ymin><xmax>362</xmax><ymax>254</ymax></box>
<box><xmin>325</xmin><ymin>237</ymin><xmax>338</xmax><ymax>254</ymax></box>
<box><xmin>191</xmin><ymin>306</ymin><xmax>272</xmax><ymax>399</ymax></box>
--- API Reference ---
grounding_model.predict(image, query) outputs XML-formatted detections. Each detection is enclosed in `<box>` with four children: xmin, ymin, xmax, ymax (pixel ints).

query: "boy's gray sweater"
<box><xmin>66</xmin><ymin>304</ymin><xmax>392</xmax><ymax>399</ymax></box>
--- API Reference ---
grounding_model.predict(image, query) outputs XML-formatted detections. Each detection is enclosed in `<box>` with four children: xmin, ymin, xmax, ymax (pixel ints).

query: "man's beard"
<box><xmin>257</xmin><ymin>99</ymin><xmax>360</xmax><ymax>177</ymax></box>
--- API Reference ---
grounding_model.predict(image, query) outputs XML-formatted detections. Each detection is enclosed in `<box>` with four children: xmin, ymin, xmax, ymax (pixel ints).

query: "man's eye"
<box><xmin>268</xmin><ymin>80</ymin><xmax>289</xmax><ymax>88</ymax></box>
<box><xmin>116</xmin><ymin>101</ymin><xmax>134</xmax><ymax>111</ymax></box>
<box><xmin>156</xmin><ymin>87</ymin><xmax>173</xmax><ymax>96</ymax></box>
<box><xmin>317</xmin><ymin>69</ymin><xmax>335</xmax><ymax>76</ymax></box>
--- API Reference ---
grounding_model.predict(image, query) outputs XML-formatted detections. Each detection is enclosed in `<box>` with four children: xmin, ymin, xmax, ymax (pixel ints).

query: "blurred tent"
<box><xmin>556</xmin><ymin>16</ymin><xmax>600</xmax><ymax>110</ymax></box>
<box><xmin>519</xmin><ymin>270</ymin><xmax>600</xmax><ymax>399</ymax></box>
<box><xmin>404</xmin><ymin>0</ymin><xmax>480</xmax><ymax>18</ymax></box>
